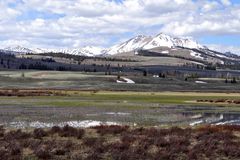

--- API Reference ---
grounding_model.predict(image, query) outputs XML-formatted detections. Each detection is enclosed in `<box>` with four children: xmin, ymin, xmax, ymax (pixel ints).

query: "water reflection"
<box><xmin>185</xmin><ymin>113</ymin><xmax>240</xmax><ymax>126</ymax></box>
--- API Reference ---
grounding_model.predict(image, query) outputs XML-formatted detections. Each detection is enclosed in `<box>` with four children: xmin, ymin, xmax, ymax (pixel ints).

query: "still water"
<box><xmin>0</xmin><ymin>105</ymin><xmax>239</xmax><ymax>128</ymax></box>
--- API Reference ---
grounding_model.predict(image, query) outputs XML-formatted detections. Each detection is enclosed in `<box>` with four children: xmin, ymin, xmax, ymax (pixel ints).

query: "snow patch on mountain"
<box><xmin>43</xmin><ymin>47</ymin><xmax>103</xmax><ymax>57</ymax></box>
<box><xmin>161</xmin><ymin>50</ymin><xmax>169</xmax><ymax>54</ymax></box>
<box><xmin>105</xmin><ymin>35</ymin><xmax>151</xmax><ymax>55</ymax></box>
<box><xmin>81</xmin><ymin>46</ymin><xmax>104</xmax><ymax>56</ymax></box>
<box><xmin>190</xmin><ymin>51</ymin><xmax>204</xmax><ymax>60</ymax></box>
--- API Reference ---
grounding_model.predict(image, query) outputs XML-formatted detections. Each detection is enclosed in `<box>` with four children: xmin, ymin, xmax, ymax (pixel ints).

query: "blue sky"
<box><xmin>0</xmin><ymin>0</ymin><xmax>240</xmax><ymax>54</ymax></box>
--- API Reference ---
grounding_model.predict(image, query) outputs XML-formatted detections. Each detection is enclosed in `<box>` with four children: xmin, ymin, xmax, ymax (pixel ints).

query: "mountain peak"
<box><xmin>156</xmin><ymin>32</ymin><xmax>171</xmax><ymax>38</ymax></box>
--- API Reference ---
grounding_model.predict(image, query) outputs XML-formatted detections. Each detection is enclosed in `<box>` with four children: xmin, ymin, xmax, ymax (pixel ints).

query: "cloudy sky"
<box><xmin>0</xmin><ymin>0</ymin><xmax>240</xmax><ymax>54</ymax></box>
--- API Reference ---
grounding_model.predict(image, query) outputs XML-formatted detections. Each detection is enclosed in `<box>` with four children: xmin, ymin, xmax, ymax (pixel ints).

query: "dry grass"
<box><xmin>0</xmin><ymin>125</ymin><xmax>240</xmax><ymax>160</ymax></box>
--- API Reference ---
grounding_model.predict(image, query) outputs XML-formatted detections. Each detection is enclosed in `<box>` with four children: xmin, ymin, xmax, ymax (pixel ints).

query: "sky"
<box><xmin>0</xmin><ymin>0</ymin><xmax>240</xmax><ymax>54</ymax></box>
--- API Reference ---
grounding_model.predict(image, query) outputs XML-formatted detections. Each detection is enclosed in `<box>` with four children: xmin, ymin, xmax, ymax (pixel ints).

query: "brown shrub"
<box><xmin>220</xmin><ymin>141</ymin><xmax>240</xmax><ymax>158</ymax></box>
<box><xmin>83</xmin><ymin>137</ymin><xmax>99</xmax><ymax>147</ymax></box>
<box><xmin>4</xmin><ymin>129</ymin><xmax>30</xmax><ymax>140</ymax></box>
<box><xmin>77</xmin><ymin>128</ymin><xmax>85</xmax><ymax>139</ymax></box>
<box><xmin>219</xmin><ymin>125</ymin><xmax>240</xmax><ymax>131</ymax></box>
<box><xmin>0</xmin><ymin>126</ymin><xmax>4</xmax><ymax>137</ymax></box>
<box><xmin>214</xmin><ymin>99</ymin><xmax>227</xmax><ymax>103</ymax></box>
<box><xmin>120</xmin><ymin>134</ymin><xmax>136</xmax><ymax>144</ymax></box>
<box><xmin>86</xmin><ymin>152</ymin><xmax>102</xmax><ymax>160</ymax></box>
<box><xmin>154</xmin><ymin>137</ymin><xmax>169</xmax><ymax>147</ymax></box>
<box><xmin>33</xmin><ymin>128</ymin><xmax>48</xmax><ymax>139</ymax></box>
<box><xmin>8</xmin><ymin>142</ymin><xmax>22</xmax><ymax>156</ymax></box>
<box><xmin>52</xmin><ymin>148</ymin><xmax>68</xmax><ymax>156</ymax></box>
<box><xmin>92</xmin><ymin>125</ymin><xmax>129</xmax><ymax>135</ymax></box>
<box><xmin>62</xmin><ymin>140</ymin><xmax>74</xmax><ymax>149</ymax></box>
<box><xmin>34</xmin><ymin>145</ymin><xmax>52</xmax><ymax>159</ymax></box>
<box><xmin>58</xmin><ymin>125</ymin><xmax>85</xmax><ymax>139</ymax></box>
<box><xmin>49</xmin><ymin>126</ymin><xmax>62</xmax><ymax>134</ymax></box>
<box><xmin>27</xmin><ymin>139</ymin><xmax>42</xmax><ymax>150</ymax></box>
<box><xmin>108</xmin><ymin>141</ymin><xmax>130</xmax><ymax>152</ymax></box>
<box><xmin>0</xmin><ymin>147</ymin><xmax>10</xmax><ymax>160</ymax></box>
<box><xmin>155</xmin><ymin>150</ymin><xmax>172</xmax><ymax>160</ymax></box>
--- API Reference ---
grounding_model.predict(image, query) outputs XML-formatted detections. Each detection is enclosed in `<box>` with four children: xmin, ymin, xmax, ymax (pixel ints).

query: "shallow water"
<box><xmin>0</xmin><ymin>105</ymin><xmax>239</xmax><ymax>128</ymax></box>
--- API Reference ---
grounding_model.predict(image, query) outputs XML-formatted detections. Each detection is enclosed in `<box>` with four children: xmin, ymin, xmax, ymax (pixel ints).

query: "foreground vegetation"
<box><xmin>0</xmin><ymin>125</ymin><xmax>240</xmax><ymax>160</ymax></box>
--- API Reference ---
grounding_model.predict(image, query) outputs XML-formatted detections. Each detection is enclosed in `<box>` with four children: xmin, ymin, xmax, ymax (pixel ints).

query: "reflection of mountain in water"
<box><xmin>186</xmin><ymin>112</ymin><xmax>240</xmax><ymax>126</ymax></box>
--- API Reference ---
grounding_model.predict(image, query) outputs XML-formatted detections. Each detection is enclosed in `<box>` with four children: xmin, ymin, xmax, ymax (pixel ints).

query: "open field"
<box><xmin>0</xmin><ymin>70</ymin><xmax>240</xmax><ymax>92</ymax></box>
<box><xmin>0</xmin><ymin>125</ymin><xmax>240</xmax><ymax>160</ymax></box>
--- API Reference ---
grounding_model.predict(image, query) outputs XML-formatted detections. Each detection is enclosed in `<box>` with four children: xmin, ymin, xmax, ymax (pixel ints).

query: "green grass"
<box><xmin>0</xmin><ymin>91</ymin><xmax>239</xmax><ymax>108</ymax></box>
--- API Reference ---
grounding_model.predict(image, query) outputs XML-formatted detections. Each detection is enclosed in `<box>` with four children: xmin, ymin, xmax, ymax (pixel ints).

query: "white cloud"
<box><xmin>202</xmin><ymin>1</ymin><xmax>220</xmax><ymax>12</ymax></box>
<box><xmin>208</xmin><ymin>44</ymin><xmax>240</xmax><ymax>55</ymax></box>
<box><xmin>221</xmin><ymin>0</ymin><xmax>232</xmax><ymax>6</ymax></box>
<box><xmin>0</xmin><ymin>2</ymin><xmax>21</xmax><ymax>22</ymax></box>
<box><xmin>1</xmin><ymin>40</ymin><xmax>31</xmax><ymax>48</ymax></box>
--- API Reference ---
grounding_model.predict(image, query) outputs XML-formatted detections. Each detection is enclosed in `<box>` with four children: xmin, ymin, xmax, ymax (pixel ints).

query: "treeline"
<box><xmin>19</xmin><ymin>62</ymin><xmax>72</xmax><ymax>71</ymax></box>
<box><xmin>0</xmin><ymin>52</ymin><xmax>75</xmax><ymax>71</ymax></box>
<box><xmin>28</xmin><ymin>52</ymin><xmax>138</xmax><ymax>63</ymax></box>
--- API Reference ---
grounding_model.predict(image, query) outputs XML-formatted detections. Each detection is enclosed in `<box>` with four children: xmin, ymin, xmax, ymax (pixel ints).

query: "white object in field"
<box><xmin>190</xmin><ymin>120</ymin><xmax>203</xmax><ymax>126</ymax></box>
<box><xmin>161</xmin><ymin>50</ymin><xmax>169</xmax><ymax>54</ymax></box>
<box><xmin>117</xmin><ymin>77</ymin><xmax>135</xmax><ymax>84</ymax></box>
<box><xmin>195</xmin><ymin>81</ymin><xmax>207</xmax><ymax>84</ymax></box>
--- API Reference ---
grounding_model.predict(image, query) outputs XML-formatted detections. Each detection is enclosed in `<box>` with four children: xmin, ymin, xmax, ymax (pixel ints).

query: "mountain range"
<box><xmin>0</xmin><ymin>33</ymin><xmax>239</xmax><ymax>63</ymax></box>
<box><xmin>0</xmin><ymin>33</ymin><xmax>208</xmax><ymax>55</ymax></box>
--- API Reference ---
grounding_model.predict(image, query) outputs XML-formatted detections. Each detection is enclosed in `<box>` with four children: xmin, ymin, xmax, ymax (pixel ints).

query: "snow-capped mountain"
<box><xmin>104</xmin><ymin>33</ymin><xmax>206</xmax><ymax>55</ymax></box>
<box><xmin>1</xmin><ymin>45</ymin><xmax>104</xmax><ymax>57</ymax></box>
<box><xmin>143</xmin><ymin>33</ymin><xmax>205</xmax><ymax>50</ymax></box>
<box><xmin>80</xmin><ymin>46</ymin><xmax>104</xmax><ymax>56</ymax></box>
<box><xmin>104</xmin><ymin>35</ymin><xmax>152</xmax><ymax>55</ymax></box>
<box><xmin>1</xmin><ymin>33</ymin><xmax>238</xmax><ymax>59</ymax></box>
<box><xmin>0</xmin><ymin>33</ymin><xmax>212</xmax><ymax>56</ymax></box>
<box><xmin>4</xmin><ymin>45</ymin><xmax>35</xmax><ymax>54</ymax></box>
<box><xmin>44</xmin><ymin>46</ymin><xmax>104</xmax><ymax>57</ymax></box>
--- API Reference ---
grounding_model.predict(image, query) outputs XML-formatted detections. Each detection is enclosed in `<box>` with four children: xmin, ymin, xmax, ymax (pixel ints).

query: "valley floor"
<box><xmin>0</xmin><ymin>70</ymin><xmax>240</xmax><ymax>159</ymax></box>
<box><xmin>0</xmin><ymin>90</ymin><xmax>240</xmax><ymax>128</ymax></box>
<box><xmin>0</xmin><ymin>70</ymin><xmax>240</xmax><ymax>92</ymax></box>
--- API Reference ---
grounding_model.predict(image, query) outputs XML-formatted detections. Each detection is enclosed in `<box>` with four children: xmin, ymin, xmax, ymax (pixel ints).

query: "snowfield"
<box><xmin>116</xmin><ymin>77</ymin><xmax>135</xmax><ymax>84</ymax></box>
<box><xmin>7</xmin><ymin>120</ymin><xmax>120</xmax><ymax>128</ymax></box>
<box><xmin>190</xmin><ymin>51</ymin><xmax>204</xmax><ymax>59</ymax></box>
